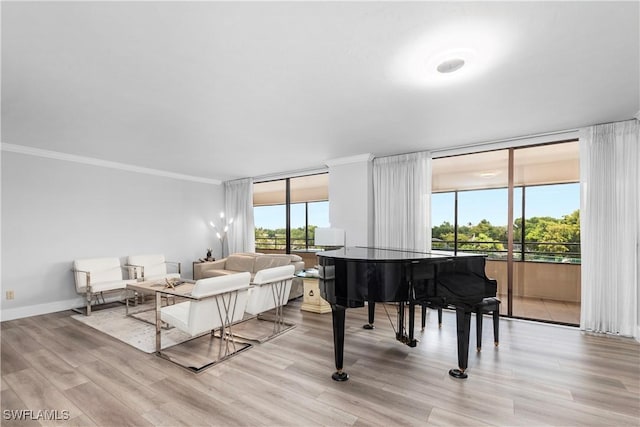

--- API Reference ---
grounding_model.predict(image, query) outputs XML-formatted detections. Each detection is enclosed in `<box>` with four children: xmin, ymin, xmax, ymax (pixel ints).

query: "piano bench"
<box><xmin>474</xmin><ymin>297</ymin><xmax>501</xmax><ymax>351</ymax></box>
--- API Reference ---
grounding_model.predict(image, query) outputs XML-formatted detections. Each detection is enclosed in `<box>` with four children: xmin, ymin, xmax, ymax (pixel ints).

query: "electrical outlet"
<box><xmin>6</xmin><ymin>290</ymin><xmax>14</xmax><ymax>300</ymax></box>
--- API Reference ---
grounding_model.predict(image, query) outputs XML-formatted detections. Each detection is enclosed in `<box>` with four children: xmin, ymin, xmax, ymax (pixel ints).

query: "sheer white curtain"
<box><xmin>373</xmin><ymin>152</ymin><xmax>431</xmax><ymax>251</ymax></box>
<box><xmin>224</xmin><ymin>178</ymin><xmax>255</xmax><ymax>254</ymax></box>
<box><xmin>580</xmin><ymin>119</ymin><xmax>639</xmax><ymax>338</ymax></box>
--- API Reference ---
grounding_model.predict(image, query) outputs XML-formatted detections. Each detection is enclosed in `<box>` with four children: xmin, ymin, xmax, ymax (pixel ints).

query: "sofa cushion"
<box><xmin>127</xmin><ymin>254</ymin><xmax>168</xmax><ymax>279</ymax></box>
<box><xmin>201</xmin><ymin>269</ymin><xmax>248</xmax><ymax>279</ymax></box>
<box><xmin>73</xmin><ymin>257</ymin><xmax>124</xmax><ymax>293</ymax></box>
<box><xmin>246</xmin><ymin>265</ymin><xmax>294</xmax><ymax>315</ymax></box>
<box><xmin>253</xmin><ymin>256</ymin><xmax>290</xmax><ymax>273</ymax></box>
<box><xmin>267</xmin><ymin>253</ymin><xmax>302</xmax><ymax>262</ymax></box>
<box><xmin>225</xmin><ymin>255</ymin><xmax>256</xmax><ymax>273</ymax></box>
<box><xmin>90</xmin><ymin>279</ymin><xmax>136</xmax><ymax>293</ymax></box>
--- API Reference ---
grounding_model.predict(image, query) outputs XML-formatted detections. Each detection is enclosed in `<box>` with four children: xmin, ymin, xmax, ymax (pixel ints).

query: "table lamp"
<box><xmin>314</xmin><ymin>227</ymin><xmax>345</xmax><ymax>250</ymax></box>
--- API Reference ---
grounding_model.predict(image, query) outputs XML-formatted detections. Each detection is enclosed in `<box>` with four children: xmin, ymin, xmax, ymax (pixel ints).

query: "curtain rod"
<box><xmin>430</xmin><ymin>128</ymin><xmax>579</xmax><ymax>157</ymax></box>
<box><xmin>431</xmin><ymin>116</ymin><xmax>637</xmax><ymax>157</ymax></box>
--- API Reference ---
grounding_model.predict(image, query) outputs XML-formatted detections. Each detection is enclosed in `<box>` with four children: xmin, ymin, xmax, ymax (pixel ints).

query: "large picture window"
<box><xmin>253</xmin><ymin>173</ymin><xmax>329</xmax><ymax>258</ymax></box>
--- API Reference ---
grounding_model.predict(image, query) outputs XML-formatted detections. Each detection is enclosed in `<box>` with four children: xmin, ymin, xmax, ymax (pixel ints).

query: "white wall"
<box><xmin>1</xmin><ymin>152</ymin><xmax>223</xmax><ymax>320</ymax></box>
<box><xmin>327</xmin><ymin>154</ymin><xmax>374</xmax><ymax>247</ymax></box>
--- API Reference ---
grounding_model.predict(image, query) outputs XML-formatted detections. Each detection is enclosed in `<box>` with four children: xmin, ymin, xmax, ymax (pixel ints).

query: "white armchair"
<box><xmin>126</xmin><ymin>254</ymin><xmax>181</xmax><ymax>282</ymax></box>
<box><xmin>237</xmin><ymin>265</ymin><xmax>295</xmax><ymax>343</ymax></box>
<box><xmin>72</xmin><ymin>257</ymin><xmax>136</xmax><ymax>315</ymax></box>
<box><xmin>155</xmin><ymin>272</ymin><xmax>252</xmax><ymax>372</ymax></box>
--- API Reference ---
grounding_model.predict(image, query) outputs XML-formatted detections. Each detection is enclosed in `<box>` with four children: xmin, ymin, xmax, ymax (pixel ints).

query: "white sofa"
<box><xmin>126</xmin><ymin>254</ymin><xmax>181</xmax><ymax>282</ymax></box>
<box><xmin>194</xmin><ymin>252</ymin><xmax>304</xmax><ymax>300</ymax></box>
<box><xmin>72</xmin><ymin>257</ymin><xmax>136</xmax><ymax>315</ymax></box>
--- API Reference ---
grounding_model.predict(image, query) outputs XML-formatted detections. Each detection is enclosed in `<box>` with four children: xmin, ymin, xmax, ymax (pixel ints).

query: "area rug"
<box><xmin>71</xmin><ymin>303</ymin><xmax>192</xmax><ymax>353</ymax></box>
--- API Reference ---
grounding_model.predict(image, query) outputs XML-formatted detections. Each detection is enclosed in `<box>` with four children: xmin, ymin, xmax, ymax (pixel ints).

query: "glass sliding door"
<box><xmin>253</xmin><ymin>180</ymin><xmax>287</xmax><ymax>250</ymax></box>
<box><xmin>432</xmin><ymin>141</ymin><xmax>581</xmax><ymax>324</ymax></box>
<box><xmin>512</xmin><ymin>143</ymin><xmax>580</xmax><ymax>324</ymax></box>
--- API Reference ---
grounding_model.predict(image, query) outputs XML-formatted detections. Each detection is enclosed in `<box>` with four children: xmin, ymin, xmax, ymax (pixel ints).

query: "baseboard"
<box><xmin>2</xmin><ymin>297</ymin><xmax>86</xmax><ymax>321</ymax></box>
<box><xmin>636</xmin><ymin>325</ymin><xmax>640</xmax><ymax>343</ymax></box>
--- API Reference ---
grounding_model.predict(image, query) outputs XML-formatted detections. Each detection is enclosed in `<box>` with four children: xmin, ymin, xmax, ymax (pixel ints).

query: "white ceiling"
<box><xmin>2</xmin><ymin>1</ymin><xmax>638</xmax><ymax>182</ymax></box>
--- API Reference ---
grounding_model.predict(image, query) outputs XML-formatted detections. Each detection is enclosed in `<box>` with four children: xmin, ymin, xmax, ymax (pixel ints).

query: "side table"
<box><xmin>297</xmin><ymin>274</ymin><xmax>331</xmax><ymax>314</ymax></box>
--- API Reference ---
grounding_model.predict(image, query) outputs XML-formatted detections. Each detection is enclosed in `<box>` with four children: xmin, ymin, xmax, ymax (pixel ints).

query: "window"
<box><xmin>253</xmin><ymin>173</ymin><xmax>329</xmax><ymax>253</ymax></box>
<box><xmin>521</xmin><ymin>183</ymin><xmax>581</xmax><ymax>263</ymax></box>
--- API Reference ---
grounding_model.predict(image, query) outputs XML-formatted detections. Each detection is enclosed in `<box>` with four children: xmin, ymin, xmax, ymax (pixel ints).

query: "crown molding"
<box><xmin>252</xmin><ymin>166</ymin><xmax>328</xmax><ymax>183</ymax></box>
<box><xmin>324</xmin><ymin>153</ymin><xmax>375</xmax><ymax>167</ymax></box>
<box><xmin>1</xmin><ymin>143</ymin><xmax>222</xmax><ymax>185</ymax></box>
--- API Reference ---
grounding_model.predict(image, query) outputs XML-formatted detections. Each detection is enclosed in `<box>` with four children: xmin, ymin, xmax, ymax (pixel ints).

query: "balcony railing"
<box><xmin>257</xmin><ymin>237</ymin><xmax>580</xmax><ymax>263</ymax></box>
<box><xmin>255</xmin><ymin>236</ymin><xmax>318</xmax><ymax>251</ymax></box>
<box><xmin>257</xmin><ymin>237</ymin><xmax>580</xmax><ymax>264</ymax></box>
<box><xmin>432</xmin><ymin>240</ymin><xmax>581</xmax><ymax>264</ymax></box>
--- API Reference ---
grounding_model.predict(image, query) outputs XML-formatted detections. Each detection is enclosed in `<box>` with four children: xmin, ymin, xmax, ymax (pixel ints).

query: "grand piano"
<box><xmin>317</xmin><ymin>247</ymin><xmax>497</xmax><ymax>380</ymax></box>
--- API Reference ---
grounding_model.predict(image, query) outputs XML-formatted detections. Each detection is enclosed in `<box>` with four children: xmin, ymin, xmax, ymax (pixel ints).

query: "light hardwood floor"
<box><xmin>1</xmin><ymin>300</ymin><xmax>638</xmax><ymax>426</ymax></box>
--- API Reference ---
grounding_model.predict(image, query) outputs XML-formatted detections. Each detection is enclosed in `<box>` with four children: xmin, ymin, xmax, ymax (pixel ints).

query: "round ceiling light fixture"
<box><xmin>437</xmin><ymin>57</ymin><xmax>465</xmax><ymax>73</ymax></box>
<box><xmin>391</xmin><ymin>21</ymin><xmax>511</xmax><ymax>87</ymax></box>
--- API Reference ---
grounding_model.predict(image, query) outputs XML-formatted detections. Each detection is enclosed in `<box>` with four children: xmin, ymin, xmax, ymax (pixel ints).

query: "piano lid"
<box><xmin>316</xmin><ymin>246</ymin><xmax>486</xmax><ymax>262</ymax></box>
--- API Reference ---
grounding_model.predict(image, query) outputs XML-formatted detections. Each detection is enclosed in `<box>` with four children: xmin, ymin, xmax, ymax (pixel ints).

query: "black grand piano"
<box><xmin>317</xmin><ymin>247</ymin><xmax>497</xmax><ymax>380</ymax></box>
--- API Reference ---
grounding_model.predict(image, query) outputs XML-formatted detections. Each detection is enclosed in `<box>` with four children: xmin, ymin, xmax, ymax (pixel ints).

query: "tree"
<box><xmin>431</xmin><ymin>209</ymin><xmax>580</xmax><ymax>261</ymax></box>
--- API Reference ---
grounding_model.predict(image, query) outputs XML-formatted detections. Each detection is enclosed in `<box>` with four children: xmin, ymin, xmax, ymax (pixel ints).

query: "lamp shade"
<box><xmin>315</xmin><ymin>227</ymin><xmax>345</xmax><ymax>247</ymax></box>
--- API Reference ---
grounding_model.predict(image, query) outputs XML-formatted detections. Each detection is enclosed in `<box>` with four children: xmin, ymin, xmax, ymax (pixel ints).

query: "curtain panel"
<box><xmin>373</xmin><ymin>151</ymin><xmax>432</xmax><ymax>251</ymax></box>
<box><xmin>579</xmin><ymin>119</ymin><xmax>639</xmax><ymax>338</ymax></box>
<box><xmin>224</xmin><ymin>178</ymin><xmax>255</xmax><ymax>255</ymax></box>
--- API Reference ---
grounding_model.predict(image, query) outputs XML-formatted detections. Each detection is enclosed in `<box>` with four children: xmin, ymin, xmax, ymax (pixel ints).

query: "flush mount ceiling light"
<box><xmin>391</xmin><ymin>21</ymin><xmax>511</xmax><ymax>87</ymax></box>
<box><xmin>437</xmin><ymin>58</ymin><xmax>465</xmax><ymax>74</ymax></box>
<box><xmin>479</xmin><ymin>171</ymin><xmax>500</xmax><ymax>178</ymax></box>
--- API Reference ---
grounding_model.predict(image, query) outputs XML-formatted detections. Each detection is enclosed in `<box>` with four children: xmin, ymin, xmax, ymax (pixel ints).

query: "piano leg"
<box><xmin>449</xmin><ymin>306</ymin><xmax>472</xmax><ymax>379</ymax></box>
<box><xmin>408</xmin><ymin>301</ymin><xmax>416</xmax><ymax>347</ymax></box>
<box><xmin>395</xmin><ymin>302</ymin><xmax>417</xmax><ymax>347</ymax></box>
<box><xmin>331</xmin><ymin>305</ymin><xmax>349</xmax><ymax>381</ymax></box>
<box><xmin>363</xmin><ymin>301</ymin><xmax>375</xmax><ymax>329</ymax></box>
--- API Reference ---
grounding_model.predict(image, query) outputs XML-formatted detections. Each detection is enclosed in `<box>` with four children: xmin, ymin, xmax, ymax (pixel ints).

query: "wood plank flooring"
<box><xmin>1</xmin><ymin>300</ymin><xmax>638</xmax><ymax>426</ymax></box>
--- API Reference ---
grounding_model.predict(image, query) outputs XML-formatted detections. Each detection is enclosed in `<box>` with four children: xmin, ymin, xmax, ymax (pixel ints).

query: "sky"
<box><xmin>255</xmin><ymin>183</ymin><xmax>580</xmax><ymax>229</ymax></box>
<box><xmin>255</xmin><ymin>201</ymin><xmax>330</xmax><ymax>230</ymax></box>
<box><xmin>432</xmin><ymin>183</ymin><xmax>580</xmax><ymax>226</ymax></box>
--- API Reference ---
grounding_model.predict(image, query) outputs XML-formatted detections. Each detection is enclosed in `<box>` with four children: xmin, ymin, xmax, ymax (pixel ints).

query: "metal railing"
<box><xmin>255</xmin><ymin>236</ymin><xmax>318</xmax><ymax>251</ymax></box>
<box><xmin>431</xmin><ymin>240</ymin><xmax>581</xmax><ymax>263</ymax></box>
<box><xmin>257</xmin><ymin>237</ymin><xmax>580</xmax><ymax>263</ymax></box>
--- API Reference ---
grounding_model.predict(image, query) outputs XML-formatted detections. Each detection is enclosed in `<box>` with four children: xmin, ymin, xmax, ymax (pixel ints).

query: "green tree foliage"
<box><xmin>432</xmin><ymin>210</ymin><xmax>581</xmax><ymax>259</ymax></box>
<box><xmin>522</xmin><ymin>210</ymin><xmax>580</xmax><ymax>254</ymax></box>
<box><xmin>255</xmin><ymin>225</ymin><xmax>318</xmax><ymax>249</ymax></box>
